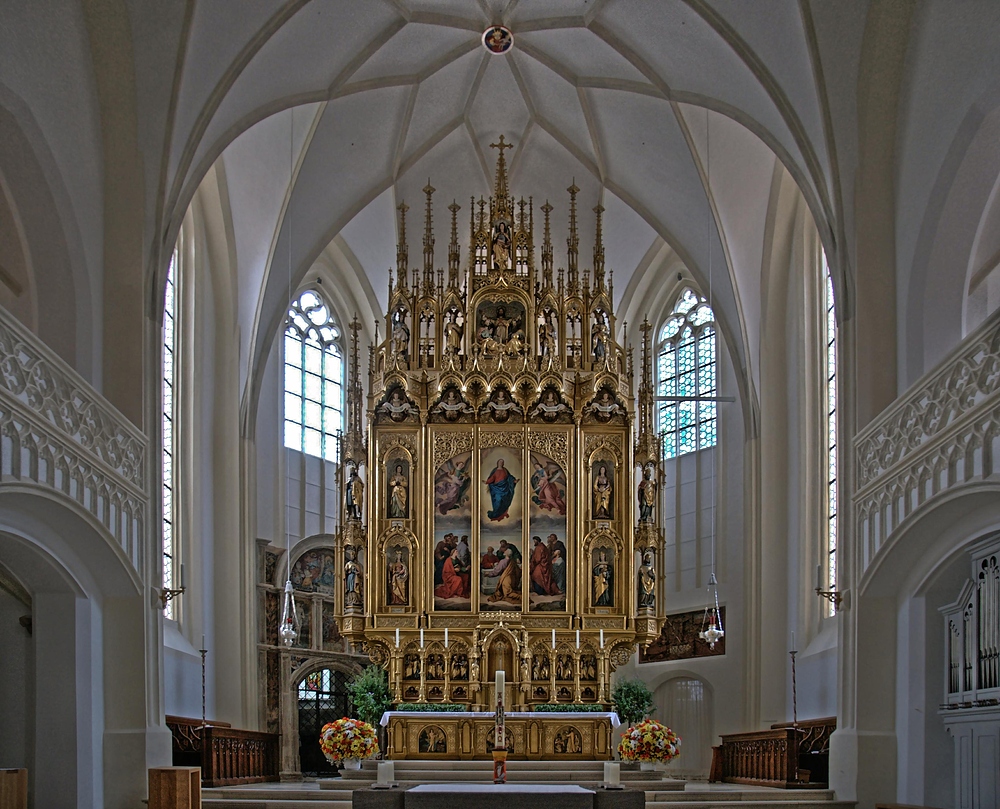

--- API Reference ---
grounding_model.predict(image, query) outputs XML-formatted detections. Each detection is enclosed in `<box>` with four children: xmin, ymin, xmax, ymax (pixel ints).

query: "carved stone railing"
<box><xmin>854</xmin><ymin>309</ymin><xmax>1000</xmax><ymax>576</ymax></box>
<box><xmin>0</xmin><ymin>306</ymin><xmax>146</xmax><ymax>572</ymax></box>
<box><xmin>716</xmin><ymin>717</ymin><xmax>835</xmax><ymax>787</ymax></box>
<box><xmin>201</xmin><ymin>725</ymin><xmax>280</xmax><ymax>787</ymax></box>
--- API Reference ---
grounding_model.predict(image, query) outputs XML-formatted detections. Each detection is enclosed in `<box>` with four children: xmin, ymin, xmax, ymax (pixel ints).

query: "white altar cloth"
<box><xmin>408</xmin><ymin>785</ymin><xmax>594</xmax><ymax>794</ymax></box>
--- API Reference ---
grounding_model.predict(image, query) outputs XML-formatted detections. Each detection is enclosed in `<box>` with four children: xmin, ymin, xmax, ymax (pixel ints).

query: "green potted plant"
<box><xmin>611</xmin><ymin>678</ymin><xmax>654</xmax><ymax>726</ymax></box>
<box><xmin>347</xmin><ymin>665</ymin><xmax>394</xmax><ymax>754</ymax></box>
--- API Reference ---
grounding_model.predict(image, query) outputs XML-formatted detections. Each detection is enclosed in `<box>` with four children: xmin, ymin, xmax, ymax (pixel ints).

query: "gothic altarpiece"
<box><xmin>264</xmin><ymin>141</ymin><xmax>667</xmax><ymax>765</ymax></box>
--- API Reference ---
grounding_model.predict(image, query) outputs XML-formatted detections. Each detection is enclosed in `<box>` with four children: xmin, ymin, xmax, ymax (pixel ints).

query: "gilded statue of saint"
<box><xmin>346</xmin><ymin>466</ymin><xmax>364</xmax><ymax>521</ymax></box>
<box><xmin>638</xmin><ymin>551</ymin><xmax>656</xmax><ymax>609</ymax></box>
<box><xmin>344</xmin><ymin>546</ymin><xmax>363</xmax><ymax>608</ymax></box>
<box><xmin>592</xmin><ymin>549</ymin><xmax>613</xmax><ymax>606</ymax></box>
<box><xmin>389</xmin><ymin>548</ymin><xmax>409</xmax><ymax>605</ymax></box>
<box><xmin>593</xmin><ymin>464</ymin><xmax>613</xmax><ymax>519</ymax></box>
<box><xmin>638</xmin><ymin>465</ymin><xmax>656</xmax><ymax>524</ymax></box>
<box><xmin>492</xmin><ymin>221</ymin><xmax>511</xmax><ymax>270</ymax></box>
<box><xmin>388</xmin><ymin>463</ymin><xmax>408</xmax><ymax>518</ymax></box>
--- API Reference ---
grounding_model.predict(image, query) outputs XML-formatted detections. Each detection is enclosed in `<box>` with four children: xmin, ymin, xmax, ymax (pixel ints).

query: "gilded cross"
<box><xmin>490</xmin><ymin>135</ymin><xmax>514</xmax><ymax>157</ymax></box>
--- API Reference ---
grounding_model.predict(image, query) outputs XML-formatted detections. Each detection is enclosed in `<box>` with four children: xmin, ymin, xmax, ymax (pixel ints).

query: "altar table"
<box><xmin>380</xmin><ymin>711</ymin><xmax>620</xmax><ymax>760</ymax></box>
<box><xmin>406</xmin><ymin>784</ymin><xmax>594</xmax><ymax>809</ymax></box>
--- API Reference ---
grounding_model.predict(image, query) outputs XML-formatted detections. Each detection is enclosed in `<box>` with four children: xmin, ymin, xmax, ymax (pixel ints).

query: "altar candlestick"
<box><xmin>395</xmin><ymin>628</ymin><xmax>400</xmax><ymax>647</ymax></box>
<box><xmin>576</xmin><ymin>629</ymin><xmax>580</xmax><ymax>649</ymax></box>
<box><xmin>445</xmin><ymin>627</ymin><xmax>449</xmax><ymax>648</ymax></box>
<box><xmin>551</xmin><ymin>629</ymin><xmax>556</xmax><ymax>649</ymax></box>
<box><xmin>600</xmin><ymin>629</ymin><xmax>604</xmax><ymax>648</ymax></box>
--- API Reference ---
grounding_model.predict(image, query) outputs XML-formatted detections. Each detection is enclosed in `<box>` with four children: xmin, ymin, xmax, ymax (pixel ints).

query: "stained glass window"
<box><xmin>162</xmin><ymin>248</ymin><xmax>177</xmax><ymax>619</ymax></box>
<box><xmin>284</xmin><ymin>290</ymin><xmax>344</xmax><ymax>462</ymax></box>
<box><xmin>825</xmin><ymin>263</ymin><xmax>838</xmax><ymax>615</ymax></box>
<box><xmin>657</xmin><ymin>289</ymin><xmax>717</xmax><ymax>459</ymax></box>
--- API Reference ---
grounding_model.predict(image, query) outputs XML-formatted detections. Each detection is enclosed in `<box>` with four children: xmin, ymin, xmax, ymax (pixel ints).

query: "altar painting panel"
<box><xmin>480</xmin><ymin>445</ymin><xmax>523</xmax><ymax>610</ymax></box>
<box><xmin>528</xmin><ymin>451</ymin><xmax>568</xmax><ymax>611</ymax></box>
<box><xmin>433</xmin><ymin>450</ymin><xmax>473</xmax><ymax>611</ymax></box>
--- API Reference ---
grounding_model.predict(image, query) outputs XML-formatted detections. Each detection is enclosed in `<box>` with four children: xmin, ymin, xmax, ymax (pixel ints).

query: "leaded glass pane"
<box><xmin>285</xmin><ymin>366</ymin><xmax>302</xmax><ymax>396</ymax></box>
<box><xmin>285</xmin><ymin>392</ymin><xmax>302</xmax><ymax>424</ymax></box>
<box><xmin>304</xmin><ymin>399</ymin><xmax>322</xmax><ymax>429</ymax></box>
<box><xmin>304</xmin><ymin>343</ymin><xmax>322</xmax><ymax>374</ymax></box>
<box><xmin>285</xmin><ymin>421</ymin><xmax>302</xmax><ymax>449</ymax></box>
<box><xmin>304</xmin><ymin>372</ymin><xmax>322</xmax><ymax>403</ymax></box>
<box><xmin>304</xmin><ymin>428</ymin><xmax>322</xmax><ymax>457</ymax></box>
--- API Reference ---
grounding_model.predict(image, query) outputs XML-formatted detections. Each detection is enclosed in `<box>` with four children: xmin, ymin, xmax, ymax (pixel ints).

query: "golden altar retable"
<box><xmin>329</xmin><ymin>138</ymin><xmax>665</xmax><ymax>749</ymax></box>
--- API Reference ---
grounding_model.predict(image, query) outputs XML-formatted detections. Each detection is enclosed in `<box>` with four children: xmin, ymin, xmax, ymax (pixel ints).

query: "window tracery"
<box><xmin>162</xmin><ymin>247</ymin><xmax>177</xmax><ymax>618</ymax></box>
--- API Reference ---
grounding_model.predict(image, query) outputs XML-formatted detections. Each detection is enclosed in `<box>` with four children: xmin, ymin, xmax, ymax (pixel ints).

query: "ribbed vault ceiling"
<box><xmin>177</xmin><ymin>0</ymin><xmax>842</xmax><ymax>408</ymax></box>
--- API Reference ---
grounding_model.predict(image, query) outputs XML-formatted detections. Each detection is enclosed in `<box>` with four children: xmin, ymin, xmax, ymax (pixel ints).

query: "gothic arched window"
<box><xmin>162</xmin><ymin>247</ymin><xmax>178</xmax><ymax>618</ymax></box>
<box><xmin>656</xmin><ymin>289</ymin><xmax>717</xmax><ymax>459</ymax></box>
<box><xmin>284</xmin><ymin>290</ymin><xmax>344</xmax><ymax>462</ymax></box>
<box><xmin>824</xmin><ymin>261</ymin><xmax>838</xmax><ymax>613</ymax></box>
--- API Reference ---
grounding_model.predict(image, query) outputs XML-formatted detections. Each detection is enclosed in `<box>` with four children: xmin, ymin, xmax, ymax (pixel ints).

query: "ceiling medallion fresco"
<box><xmin>482</xmin><ymin>25</ymin><xmax>513</xmax><ymax>55</ymax></box>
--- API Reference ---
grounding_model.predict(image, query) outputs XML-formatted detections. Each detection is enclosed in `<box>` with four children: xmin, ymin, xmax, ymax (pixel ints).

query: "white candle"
<box><xmin>551</xmin><ymin>629</ymin><xmax>556</xmax><ymax>649</ymax></box>
<box><xmin>444</xmin><ymin>627</ymin><xmax>449</xmax><ymax>648</ymax></box>
<box><xmin>600</xmin><ymin>629</ymin><xmax>604</xmax><ymax>648</ymax></box>
<box><xmin>201</xmin><ymin>634</ymin><xmax>205</xmax><ymax>650</ymax></box>
<box><xmin>817</xmin><ymin>564</ymin><xmax>823</xmax><ymax>590</ymax></box>
<box><xmin>496</xmin><ymin>669</ymin><xmax>504</xmax><ymax>698</ymax></box>
<box><xmin>420</xmin><ymin>628</ymin><xmax>424</xmax><ymax>648</ymax></box>
<box><xmin>395</xmin><ymin>628</ymin><xmax>400</xmax><ymax>647</ymax></box>
<box><xmin>575</xmin><ymin>629</ymin><xmax>580</xmax><ymax>649</ymax></box>
<box><xmin>377</xmin><ymin>761</ymin><xmax>391</xmax><ymax>784</ymax></box>
<box><xmin>791</xmin><ymin>631</ymin><xmax>796</xmax><ymax>651</ymax></box>
<box><xmin>604</xmin><ymin>762</ymin><xmax>620</xmax><ymax>785</ymax></box>
<box><xmin>180</xmin><ymin>563</ymin><xmax>188</xmax><ymax>589</ymax></box>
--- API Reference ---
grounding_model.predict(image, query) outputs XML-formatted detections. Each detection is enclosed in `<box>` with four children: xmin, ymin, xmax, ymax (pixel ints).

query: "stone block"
<box><xmin>354</xmin><ymin>786</ymin><xmax>407</xmax><ymax>809</ymax></box>
<box><xmin>594</xmin><ymin>786</ymin><xmax>645</xmax><ymax>809</ymax></box>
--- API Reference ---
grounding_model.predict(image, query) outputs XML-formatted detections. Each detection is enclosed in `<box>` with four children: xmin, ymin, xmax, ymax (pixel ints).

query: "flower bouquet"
<box><xmin>319</xmin><ymin>717</ymin><xmax>379</xmax><ymax>767</ymax></box>
<box><xmin>617</xmin><ymin>719</ymin><xmax>681</xmax><ymax>764</ymax></box>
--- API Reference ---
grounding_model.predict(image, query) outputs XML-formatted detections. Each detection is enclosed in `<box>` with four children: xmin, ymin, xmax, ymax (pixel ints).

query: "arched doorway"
<box><xmin>297</xmin><ymin>667</ymin><xmax>354</xmax><ymax>776</ymax></box>
<box><xmin>652</xmin><ymin>676</ymin><xmax>713</xmax><ymax>776</ymax></box>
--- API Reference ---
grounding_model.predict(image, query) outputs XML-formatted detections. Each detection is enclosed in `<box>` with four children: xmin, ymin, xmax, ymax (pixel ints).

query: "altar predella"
<box><xmin>331</xmin><ymin>137</ymin><xmax>666</xmax><ymax>725</ymax></box>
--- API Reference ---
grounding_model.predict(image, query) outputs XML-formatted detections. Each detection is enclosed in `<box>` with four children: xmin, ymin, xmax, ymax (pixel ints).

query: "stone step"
<box><xmin>647</xmin><ymin>803</ymin><xmax>853</xmax><ymax>809</ymax></box>
<box><xmin>203</xmin><ymin>801</ymin><xmax>351</xmax><ymax>809</ymax></box>
<box><xmin>647</xmin><ymin>791</ymin><xmax>838</xmax><ymax>803</ymax></box>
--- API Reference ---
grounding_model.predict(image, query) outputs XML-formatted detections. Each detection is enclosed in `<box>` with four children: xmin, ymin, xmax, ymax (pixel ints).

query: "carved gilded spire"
<box><xmin>635</xmin><ymin>317</ymin><xmax>659</xmax><ymax>464</ymax></box>
<box><xmin>567</xmin><ymin>182</ymin><xmax>579</xmax><ymax>296</ymax></box>
<box><xmin>422</xmin><ymin>181</ymin><xmax>435</xmax><ymax>296</ymax></box>
<box><xmin>541</xmin><ymin>200</ymin><xmax>553</xmax><ymax>290</ymax></box>
<box><xmin>343</xmin><ymin>315</ymin><xmax>366</xmax><ymax>464</ymax></box>
<box><xmin>593</xmin><ymin>203</ymin><xmax>606</xmax><ymax>293</ymax></box>
<box><xmin>448</xmin><ymin>200</ymin><xmax>461</xmax><ymax>289</ymax></box>
<box><xmin>396</xmin><ymin>201</ymin><xmax>409</xmax><ymax>292</ymax></box>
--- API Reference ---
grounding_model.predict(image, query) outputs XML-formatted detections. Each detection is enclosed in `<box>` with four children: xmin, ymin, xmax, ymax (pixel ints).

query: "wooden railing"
<box><xmin>716</xmin><ymin>717</ymin><xmax>835</xmax><ymax>788</ymax></box>
<box><xmin>165</xmin><ymin>716</ymin><xmax>279</xmax><ymax>787</ymax></box>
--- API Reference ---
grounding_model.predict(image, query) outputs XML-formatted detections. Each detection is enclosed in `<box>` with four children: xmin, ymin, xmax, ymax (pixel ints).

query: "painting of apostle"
<box><xmin>529</xmin><ymin>535</ymin><xmax>566</xmax><ymax>611</ymax></box>
<box><xmin>434</xmin><ymin>543</ymin><xmax>471</xmax><ymax>604</ymax></box>
<box><xmin>481</xmin><ymin>539</ymin><xmax>522</xmax><ymax>606</ymax></box>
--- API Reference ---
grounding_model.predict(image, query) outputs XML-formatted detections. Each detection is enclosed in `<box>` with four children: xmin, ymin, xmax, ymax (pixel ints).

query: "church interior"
<box><xmin>0</xmin><ymin>2</ymin><xmax>999</xmax><ymax>808</ymax></box>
